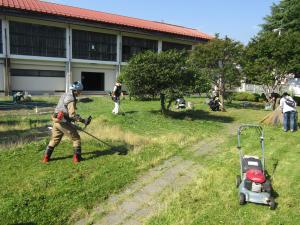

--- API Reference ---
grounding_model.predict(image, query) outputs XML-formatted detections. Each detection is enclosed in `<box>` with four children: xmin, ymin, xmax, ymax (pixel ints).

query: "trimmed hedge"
<box><xmin>294</xmin><ymin>96</ymin><xmax>300</xmax><ymax>105</ymax></box>
<box><xmin>225</xmin><ymin>92</ymin><xmax>300</xmax><ymax>104</ymax></box>
<box><xmin>230</xmin><ymin>92</ymin><xmax>260</xmax><ymax>102</ymax></box>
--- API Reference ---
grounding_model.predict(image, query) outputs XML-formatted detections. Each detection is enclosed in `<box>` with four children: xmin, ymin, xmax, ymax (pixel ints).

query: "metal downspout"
<box><xmin>4</xmin><ymin>17</ymin><xmax>10</xmax><ymax>96</ymax></box>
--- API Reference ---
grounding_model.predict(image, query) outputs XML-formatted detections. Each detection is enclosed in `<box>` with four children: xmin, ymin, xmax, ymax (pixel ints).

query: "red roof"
<box><xmin>0</xmin><ymin>0</ymin><xmax>213</xmax><ymax>40</ymax></box>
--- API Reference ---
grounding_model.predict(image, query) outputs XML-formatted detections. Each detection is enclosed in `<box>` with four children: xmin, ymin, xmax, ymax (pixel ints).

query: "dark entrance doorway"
<box><xmin>81</xmin><ymin>72</ymin><xmax>104</xmax><ymax>91</ymax></box>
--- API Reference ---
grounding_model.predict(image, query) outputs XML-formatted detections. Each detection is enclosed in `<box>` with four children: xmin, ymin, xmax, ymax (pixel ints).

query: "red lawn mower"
<box><xmin>236</xmin><ymin>125</ymin><xmax>276</xmax><ymax>210</ymax></box>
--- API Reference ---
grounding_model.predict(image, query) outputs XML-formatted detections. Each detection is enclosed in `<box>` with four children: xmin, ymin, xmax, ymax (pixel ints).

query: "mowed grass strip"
<box><xmin>0</xmin><ymin>96</ymin><xmax>224</xmax><ymax>225</ymax></box>
<box><xmin>147</xmin><ymin>116</ymin><xmax>300</xmax><ymax>225</ymax></box>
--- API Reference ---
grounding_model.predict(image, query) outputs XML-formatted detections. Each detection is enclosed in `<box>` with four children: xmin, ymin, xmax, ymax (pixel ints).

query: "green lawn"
<box><xmin>147</xmin><ymin>127</ymin><xmax>300</xmax><ymax>225</ymax></box>
<box><xmin>0</xmin><ymin>96</ymin><xmax>299</xmax><ymax>225</ymax></box>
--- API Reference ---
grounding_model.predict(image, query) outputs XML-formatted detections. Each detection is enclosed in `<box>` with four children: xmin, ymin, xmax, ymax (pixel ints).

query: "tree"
<box><xmin>243</xmin><ymin>31</ymin><xmax>300</xmax><ymax>97</ymax></box>
<box><xmin>122</xmin><ymin>50</ymin><xmax>194</xmax><ymax>113</ymax></box>
<box><xmin>190</xmin><ymin>37</ymin><xmax>244</xmax><ymax>111</ymax></box>
<box><xmin>243</xmin><ymin>0</ymin><xmax>300</xmax><ymax>97</ymax></box>
<box><xmin>261</xmin><ymin>0</ymin><xmax>300</xmax><ymax>74</ymax></box>
<box><xmin>188</xmin><ymin>63</ymin><xmax>211</xmax><ymax>96</ymax></box>
<box><xmin>262</xmin><ymin>0</ymin><xmax>300</xmax><ymax>33</ymax></box>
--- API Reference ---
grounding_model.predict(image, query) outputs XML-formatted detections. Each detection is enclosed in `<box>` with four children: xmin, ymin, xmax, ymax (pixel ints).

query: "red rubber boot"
<box><xmin>42</xmin><ymin>146</ymin><xmax>54</xmax><ymax>163</ymax></box>
<box><xmin>73</xmin><ymin>154</ymin><xmax>80</xmax><ymax>163</ymax></box>
<box><xmin>73</xmin><ymin>147</ymin><xmax>83</xmax><ymax>163</ymax></box>
<box><xmin>42</xmin><ymin>155</ymin><xmax>50</xmax><ymax>163</ymax></box>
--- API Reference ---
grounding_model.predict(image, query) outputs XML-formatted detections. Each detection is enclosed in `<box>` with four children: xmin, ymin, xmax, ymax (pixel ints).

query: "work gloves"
<box><xmin>82</xmin><ymin>116</ymin><xmax>92</xmax><ymax>126</ymax></box>
<box><xmin>73</xmin><ymin>114</ymin><xmax>92</xmax><ymax>126</ymax></box>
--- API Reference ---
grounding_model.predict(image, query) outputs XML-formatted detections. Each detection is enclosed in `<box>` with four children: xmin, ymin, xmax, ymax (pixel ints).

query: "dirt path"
<box><xmin>75</xmin><ymin>123</ymin><xmax>239</xmax><ymax>225</ymax></box>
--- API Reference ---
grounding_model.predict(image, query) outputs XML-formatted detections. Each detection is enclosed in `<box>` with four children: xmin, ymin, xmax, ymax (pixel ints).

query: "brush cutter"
<box><xmin>236</xmin><ymin>125</ymin><xmax>275</xmax><ymax>210</ymax></box>
<box><xmin>47</xmin><ymin>116</ymin><xmax>113</xmax><ymax>148</ymax></box>
<box><xmin>75</xmin><ymin>125</ymin><xmax>113</xmax><ymax>148</ymax></box>
<box><xmin>73</xmin><ymin>116</ymin><xmax>113</xmax><ymax>148</ymax></box>
<box><xmin>118</xmin><ymin>102</ymin><xmax>126</xmax><ymax>116</ymax></box>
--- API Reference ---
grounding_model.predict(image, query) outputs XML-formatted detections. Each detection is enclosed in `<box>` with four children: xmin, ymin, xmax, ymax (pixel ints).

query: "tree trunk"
<box><xmin>219</xmin><ymin>74</ymin><xmax>226</xmax><ymax>112</ymax></box>
<box><xmin>160</xmin><ymin>93</ymin><xmax>166</xmax><ymax>114</ymax></box>
<box><xmin>167</xmin><ymin>99</ymin><xmax>173</xmax><ymax>110</ymax></box>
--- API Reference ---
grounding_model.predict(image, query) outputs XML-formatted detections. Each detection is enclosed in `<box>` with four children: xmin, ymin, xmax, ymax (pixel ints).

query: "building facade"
<box><xmin>0</xmin><ymin>0</ymin><xmax>212</xmax><ymax>95</ymax></box>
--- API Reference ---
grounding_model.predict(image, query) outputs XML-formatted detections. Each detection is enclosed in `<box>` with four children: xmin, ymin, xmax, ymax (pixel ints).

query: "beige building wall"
<box><xmin>72</xmin><ymin>63</ymin><xmax>117</xmax><ymax>92</ymax></box>
<box><xmin>10</xmin><ymin>59</ymin><xmax>66</xmax><ymax>92</ymax></box>
<box><xmin>11</xmin><ymin>76</ymin><xmax>65</xmax><ymax>92</ymax></box>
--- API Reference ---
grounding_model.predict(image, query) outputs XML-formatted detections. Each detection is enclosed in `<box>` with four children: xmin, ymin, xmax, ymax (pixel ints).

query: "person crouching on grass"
<box><xmin>42</xmin><ymin>81</ymin><xmax>90</xmax><ymax>164</ymax></box>
<box><xmin>112</xmin><ymin>81</ymin><xmax>122</xmax><ymax>115</ymax></box>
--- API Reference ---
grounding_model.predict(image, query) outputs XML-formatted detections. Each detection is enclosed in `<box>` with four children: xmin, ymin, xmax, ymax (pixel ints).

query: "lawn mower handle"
<box><xmin>237</xmin><ymin>124</ymin><xmax>265</xmax><ymax>173</ymax></box>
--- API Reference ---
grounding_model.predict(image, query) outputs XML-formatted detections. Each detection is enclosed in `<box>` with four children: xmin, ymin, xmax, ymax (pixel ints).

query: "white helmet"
<box><xmin>70</xmin><ymin>81</ymin><xmax>83</xmax><ymax>91</ymax></box>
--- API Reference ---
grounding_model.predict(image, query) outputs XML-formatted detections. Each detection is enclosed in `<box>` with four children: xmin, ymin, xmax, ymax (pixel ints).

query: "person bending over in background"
<box><xmin>209</xmin><ymin>96</ymin><xmax>222</xmax><ymax>111</ymax></box>
<box><xmin>280</xmin><ymin>92</ymin><xmax>297</xmax><ymax>132</ymax></box>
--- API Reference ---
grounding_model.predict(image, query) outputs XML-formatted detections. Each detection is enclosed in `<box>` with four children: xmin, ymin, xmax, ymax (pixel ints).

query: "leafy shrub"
<box><xmin>260</xmin><ymin>93</ymin><xmax>267</xmax><ymax>102</ymax></box>
<box><xmin>294</xmin><ymin>96</ymin><xmax>300</xmax><ymax>105</ymax></box>
<box><xmin>224</xmin><ymin>92</ymin><xmax>234</xmax><ymax>103</ymax></box>
<box><xmin>232</xmin><ymin>92</ymin><xmax>260</xmax><ymax>102</ymax></box>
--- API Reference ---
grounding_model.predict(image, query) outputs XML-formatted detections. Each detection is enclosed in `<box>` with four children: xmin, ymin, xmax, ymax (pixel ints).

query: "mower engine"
<box><xmin>244</xmin><ymin>179</ymin><xmax>263</xmax><ymax>192</ymax></box>
<box><xmin>244</xmin><ymin>167</ymin><xmax>273</xmax><ymax>194</ymax></box>
<box><xmin>243</xmin><ymin>156</ymin><xmax>271</xmax><ymax>193</ymax></box>
<box><xmin>251</xmin><ymin>182</ymin><xmax>262</xmax><ymax>192</ymax></box>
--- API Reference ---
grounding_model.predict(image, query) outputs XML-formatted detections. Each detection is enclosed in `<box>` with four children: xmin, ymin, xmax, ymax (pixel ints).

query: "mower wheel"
<box><xmin>269</xmin><ymin>197</ymin><xmax>276</xmax><ymax>210</ymax></box>
<box><xmin>236</xmin><ymin>175</ymin><xmax>241</xmax><ymax>188</ymax></box>
<box><xmin>239</xmin><ymin>193</ymin><xmax>246</xmax><ymax>205</ymax></box>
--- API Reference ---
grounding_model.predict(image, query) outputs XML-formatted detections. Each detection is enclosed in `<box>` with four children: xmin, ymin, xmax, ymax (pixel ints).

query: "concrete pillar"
<box><xmin>65</xmin><ymin>26</ymin><xmax>72</xmax><ymax>92</ymax></box>
<box><xmin>116</xmin><ymin>33</ymin><xmax>122</xmax><ymax>79</ymax></box>
<box><xmin>158</xmin><ymin>40</ymin><xmax>162</xmax><ymax>53</ymax></box>
<box><xmin>3</xmin><ymin>19</ymin><xmax>10</xmax><ymax>95</ymax></box>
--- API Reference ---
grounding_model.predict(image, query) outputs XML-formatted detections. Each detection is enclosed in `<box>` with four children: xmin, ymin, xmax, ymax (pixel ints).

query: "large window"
<box><xmin>11</xmin><ymin>69</ymin><xmax>65</xmax><ymax>77</ymax></box>
<box><xmin>122</xmin><ymin>36</ymin><xmax>158</xmax><ymax>62</ymax></box>
<box><xmin>9</xmin><ymin>21</ymin><xmax>66</xmax><ymax>57</ymax></box>
<box><xmin>162</xmin><ymin>42</ymin><xmax>192</xmax><ymax>52</ymax></box>
<box><xmin>72</xmin><ymin>29</ymin><xmax>117</xmax><ymax>61</ymax></box>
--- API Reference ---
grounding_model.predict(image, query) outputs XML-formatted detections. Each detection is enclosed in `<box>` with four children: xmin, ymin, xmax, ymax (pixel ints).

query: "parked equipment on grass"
<box><xmin>12</xmin><ymin>91</ymin><xmax>32</xmax><ymax>104</ymax></box>
<box><xmin>236</xmin><ymin>125</ymin><xmax>275</xmax><ymax>210</ymax></box>
<box><xmin>175</xmin><ymin>97</ymin><xmax>186</xmax><ymax>109</ymax></box>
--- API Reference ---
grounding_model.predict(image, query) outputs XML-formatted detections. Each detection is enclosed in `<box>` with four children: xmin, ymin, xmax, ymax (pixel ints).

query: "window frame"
<box><xmin>162</xmin><ymin>41</ymin><xmax>192</xmax><ymax>52</ymax></box>
<box><xmin>122</xmin><ymin>36</ymin><xmax>158</xmax><ymax>62</ymax></box>
<box><xmin>11</xmin><ymin>69</ymin><xmax>65</xmax><ymax>78</ymax></box>
<box><xmin>72</xmin><ymin>29</ymin><xmax>117</xmax><ymax>61</ymax></box>
<box><xmin>9</xmin><ymin>21</ymin><xmax>66</xmax><ymax>58</ymax></box>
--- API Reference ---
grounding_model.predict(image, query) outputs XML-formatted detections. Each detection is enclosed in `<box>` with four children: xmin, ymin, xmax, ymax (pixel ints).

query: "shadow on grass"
<box><xmin>0</xmin><ymin>120</ymin><xmax>21</xmax><ymax>126</ymax></box>
<box><xmin>120</xmin><ymin>110</ymin><xmax>138</xmax><ymax>115</ymax></box>
<box><xmin>0</xmin><ymin>100</ymin><xmax>56</xmax><ymax>111</ymax></box>
<box><xmin>50</xmin><ymin>144</ymin><xmax>131</xmax><ymax>162</ymax></box>
<box><xmin>264</xmin><ymin>159</ymin><xmax>280</xmax><ymax>209</ymax></box>
<box><xmin>79</xmin><ymin>97</ymin><xmax>94</xmax><ymax>103</ymax></box>
<box><xmin>0</xmin><ymin>119</ymin><xmax>50</xmax><ymax>127</ymax></box>
<box><xmin>0</xmin><ymin>127</ymin><xmax>50</xmax><ymax>148</ymax></box>
<box><xmin>151</xmin><ymin>109</ymin><xmax>234</xmax><ymax>123</ymax></box>
<box><xmin>8</xmin><ymin>223</ymin><xmax>37</xmax><ymax>225</ymax></box>
<box><xmin>225</xmin><ymin>102</ymin><xmax>265</xmax><ymax>110</ymax></box>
